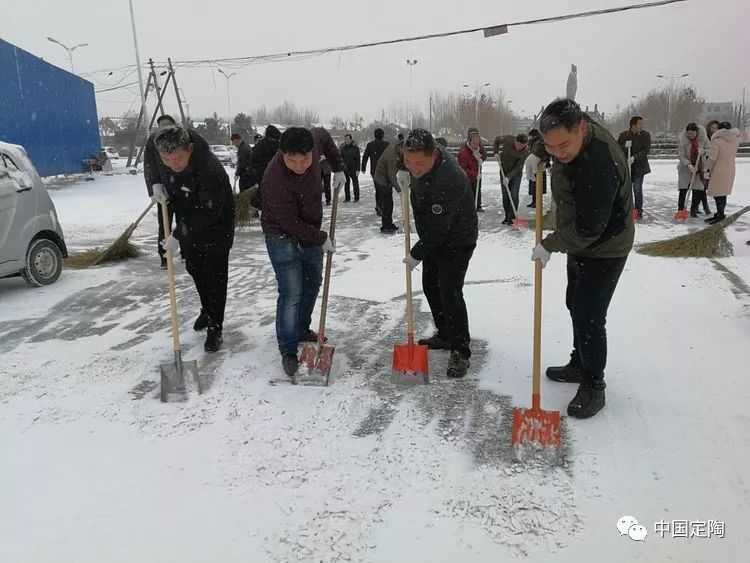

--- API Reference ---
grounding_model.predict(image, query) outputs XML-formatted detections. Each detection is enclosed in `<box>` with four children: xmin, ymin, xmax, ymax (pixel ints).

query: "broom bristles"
<box><xmin>638</xmin><ymin>206</ymin><xmax>750</xmax><ymax>258</ymax></box>
<box><xmin>66</xmin><ymin>240</ymin><xmax>141</xmax><ymax>269</ymax></box>
<box><xmin>235</xmin><ymin>186</ymin><xmax>259</xmax><ymax>227</ymax></box>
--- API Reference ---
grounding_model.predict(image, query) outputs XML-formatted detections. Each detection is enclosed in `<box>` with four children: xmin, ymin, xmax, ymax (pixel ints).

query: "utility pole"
<box><xmin>656</xmin><ymin>73</ymin><xmax>690</xmax><ymax>132</ymax></box>
<box><xmin>218</xmin><ymin>69</ymin><xmax>237</xmax><ymax>138</ymax></box>
<box><xmin>128</xmin><ymin>0</ymin><xmax>148</xmax><ymax>148</ymax></box>
<box><xmin>46</xmin><ymin>37</ymin><xmax>88</xmax><ymax>74</ymax></box>
<box><xmin>429</xmin><ymin>94</ymin><xmax>433</xmax><ymax>132</ymax></box>
<box><xmin>406</xmin><ymin>59</ymin><xmax>418</xmax><ymax>129</ymax></box>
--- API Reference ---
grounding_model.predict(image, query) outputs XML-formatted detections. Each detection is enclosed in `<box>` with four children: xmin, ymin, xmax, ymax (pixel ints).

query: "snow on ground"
<box><xmin>1</xmin><ymin>161</ymin><xmax>749</xmax><ymax>562</ymax></box>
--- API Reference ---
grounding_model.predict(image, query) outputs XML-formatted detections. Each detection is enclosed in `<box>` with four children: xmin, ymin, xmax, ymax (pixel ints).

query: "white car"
<box><xmin>228</xmin><ymin>145</ymin><xmax>238</xmax><ymax>167</ymax></box>
<box><xmin>102</xmin><ymin>146</ymin><xmax>120</xmax><ymax>159</ymax></box>
<box><xmin>0</xmin><ymin>142</ymin><xmax>68</xmax><ymax>286</ymax></box>
<box><xmin>210</xmin><ymin>145</ymin><xmax>233</xmax><ymax>166</ymax></box>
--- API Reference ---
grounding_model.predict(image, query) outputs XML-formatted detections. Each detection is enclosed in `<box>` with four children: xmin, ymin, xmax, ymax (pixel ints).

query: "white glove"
<box><xmin>151</xmin><ymin>183</ymin><xmax>168</xmax><ymax>204</ymax></box>
<box><xmin>333</xmin><ymin>171</ymin><xmax>346</xmax><ymax>190</ymax></box>
<box><xmin>688</xmin><ymin>164</ymin><xmax>696</xmax><ymax>173</ymax></box>
<box><xmin>472</xmin><ymin>149</ymin><xmax>483</xmax><ymax>162</ymax></box>
<box><xmin>699</xmin><ymin>147</ymin><xmax>710</xmax><ymax>157</ymax></box>
<box><xmin>625</xmin><ymin>140</ymin><xmax>633</xmax><ymax>149</ymax></box>
<box><xmin>403</xmin><ymin>253</ymin><xmax>421</xmax><ymax>271</ymax></box>
<box><xmin>628</xmin><ymin>156</ymin><xmax>635</xmax><ymax>166</ymax></box>
<box><xmin>163</xmin><ymin>234</ymin><xmax>180</xmax><ymax>254</ymax></box>
<box><xmin>322</xmin><ymin>235</ymin><xmax>336</xmax><ymax>254</ymax></box>
<box><xmin>531</xmin><ymin>243</ymin><xmax>551</xmax><ymax>268</ymax></box>
<box><xmin>503</xmin><ymin>177</ymin><xmax>510</xmax><ymax>188</ymax></box>
<box><xmin>396</xmin><ymin>170</ymin><xmax>411</xmax><ymax>192</ymax></box>
<box><xmin>703</xmin><ymin>171</ymin><xmax>710</xmax><ymax>180</ymax></box>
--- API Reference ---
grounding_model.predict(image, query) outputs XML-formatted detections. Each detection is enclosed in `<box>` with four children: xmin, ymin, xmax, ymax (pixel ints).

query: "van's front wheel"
<box><xmin>22</xmin><ymin>239</ymin><xmax>63</xmax><ymax>287</ymax></box>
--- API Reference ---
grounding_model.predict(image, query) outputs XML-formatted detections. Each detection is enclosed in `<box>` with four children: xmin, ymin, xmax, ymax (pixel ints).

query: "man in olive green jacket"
<box><xmin>531</xmin><ymin>98</ymin><xmax>634</xmax><ymax>419</ymax></box>
<box><xmin>374</xmin><ymin>140</ymin><xmax>404</xmax><ymax>233</ymax></box>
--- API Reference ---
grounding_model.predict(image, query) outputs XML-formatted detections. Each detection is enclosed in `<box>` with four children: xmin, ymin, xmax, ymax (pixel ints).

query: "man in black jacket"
<box><xmin>362</xmin><ymin>128</ymin><xmax>390</xmax><ymax>216</ymax></box>
<box><xmin>251</xmin><ymin>125</ymin><xmax>282</xmax><ymax>184</ymax></box>
<box><xmin>340</xmin><ymin>134</ymin><xmax>361</xmax><ymax>202</ymax></box>
<box><xmin>617</xmin><ymin>116</ymin><xmax>651</xmax><ymax>219</ymax></box>
<box><xmin>152</xmin><ymin>126</ymin><xmax>235</xmax><ymax>353</ymax></box>
<box><xmin>231</xmin><ymin>133</ymin><xmax>255</xmax><ymax>191</ymax></box>
<box><xmin>398</xmin><ymin>129</ymin><xmax>478</xmax><ymax>378</ymax></box>
<box><xmin>143</xmin><ymin>114</ymin><xmax>177</xmax><ymax>269</ymax></box>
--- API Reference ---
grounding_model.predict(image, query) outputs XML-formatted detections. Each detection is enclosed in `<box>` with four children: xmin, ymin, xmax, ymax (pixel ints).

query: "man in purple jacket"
<box><xmin>261</xmin><ymin>127</ymin><xmax>345</xmax><ymax>377</ymax></box>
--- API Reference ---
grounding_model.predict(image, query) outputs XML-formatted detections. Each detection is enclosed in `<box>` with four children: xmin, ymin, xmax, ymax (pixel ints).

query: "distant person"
<box><xmin>361</xmin><ymin>128</ymin><xmax>390</xmax><ymax>216</ymax></box>
<box><xmin>435</xmin><ymin>137</ymin><xmax>448</xmax><ymax>148</ymax></box>
<box><xmin>617</xmin><ymin>116</ymin><xmax>651</xmax><ymax>219</ymax></box>
<box><xmin>524</xmin><ymin>128</ymin><xmax>549</xmax><ymax>208</ymax></box>
<box><xmin>320</xmin><ymin>155</ymin><xmax>333</xmax><ymax>206</ymax></box>
<box><xmin>374</xmin><ymin>137</ymin><xmax>404</xmax><ymax>233</ymax></box>
<box><xmin>340</xmin><ymin>134</ymin><xmax>361</xmax><ymax>202</ymax></box>
<box><xmin>496</xmin><ymin>133</ymin><xmax>529</xmax><ymax>225</ymax></box>
<box><xmin>251</xmin><ymin>125</ymin><xmax>282</xmax><ymax>184</ymax></box>
<box><xmin>152</xmin><ymin>126</ymin><xmax>235</xmax><ymax>353</ymax></box>
<box><xmin>144</xmin><ymin>114</ymin><xmax>177</xmax><ymax>269</ymax></box>
<box><xmin>700</xmin><ymin>120</ymin><xmax>721</xmax><ymax>214</ymax></box>
<box><xmin>706</xmin><ymin>120</ymin><xmax>720</xmax><ymax>140</ymax></box>
<box><xmin>397</xmin><ymin>133</ymin><xmax>405</xmax><ymax>142</ymax></box>
<box><xmin>457</xmin><ymin>127</ymin><xmax>487</xmax><ymax>211</ymax></box>
<box><xmin>253</xmin><ymin>133</ymin><xmax>263</xmax><ymax>144</ymax></box>
<box><xmin>532</xmin><ymin>99</ymin><xmax>634</xmax><ymax>419</ymax></box>
<box><xmin>705</xmin><ymin>121</ymin><xmax>741</xmax><ymax>224</ymax></box>
<box><xmin>398</xmin><ymin>129</ymin><xmax>478</xmax><ymax>378</ymax></box>
<box><xmin>261</xmin><ymin>127</ymin><xmax>345</xmax><ymax>377</ymax></box>
<box><xmin>676</xmin><ymin>123</ymin><xmax>710</xmax><ymax>217</ymax></box>
<box><xmin>230</xmin><ymin>133</ymin><xmax>255</xmax><ymax>192</ymax></box>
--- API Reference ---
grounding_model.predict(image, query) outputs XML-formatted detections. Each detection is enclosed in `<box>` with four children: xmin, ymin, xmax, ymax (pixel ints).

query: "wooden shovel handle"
<box><xmin>533</xmin><ymin>163</ymin><xmax>545</xmax><ymax>398</ymax></box>
<box><xmin>161</xmin><ymin>202</ymin><xmax>181</xmax><ymax>352</ymax></box>
<box><xmin>401</xmin><ymin>180</ymin><xmax>414</xmax><ymax>337</ymax></box>
<box><xmin>316</xmin><ymin>185</ymin><xmax>341</xmax><ymax>344</ymax></box>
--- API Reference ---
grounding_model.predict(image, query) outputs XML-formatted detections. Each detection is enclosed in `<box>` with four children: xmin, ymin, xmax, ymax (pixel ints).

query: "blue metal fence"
<box><xmin>0</xmin><ymin>38</ymin><xmax>100</xmax><ymax>176</ymax></box>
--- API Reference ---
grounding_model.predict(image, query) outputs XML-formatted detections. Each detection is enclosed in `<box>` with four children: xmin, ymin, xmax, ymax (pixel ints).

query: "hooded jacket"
<box><xmin>251</xmin><ymin>125</ymin><xmax>282</xmax><ymax>182</ymax></box>
<box><xmin>707</xmin><ymin>127</ymin><xmax>741</xmax><ymax>197</ymax></box>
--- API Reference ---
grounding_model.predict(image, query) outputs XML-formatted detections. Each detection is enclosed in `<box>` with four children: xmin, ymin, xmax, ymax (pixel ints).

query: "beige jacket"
<box><xmin>707</xmin><ymin>128</ymin><xmax>741</xmax><ymax>197</ymax></box>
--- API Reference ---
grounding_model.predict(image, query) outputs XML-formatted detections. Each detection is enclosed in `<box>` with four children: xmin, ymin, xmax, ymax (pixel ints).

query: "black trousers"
<box><xmin>375</xmin><ymin>182</ymin><xmax>394</xmax><ymax>228</ymax></box>
<box><xmin>713</xmin><ymin>195</ymin><xmax>727</xmax><ymax>217</ymax></box>
<box><xmin>238</xmin><ymin>175</ymin><xmax>253</xmax><ymax>192</ymax></box>
<box><xmin>344</xmin><ymin>170</ymin><xmax>360</xmax><ymax>201</ymax></box>
<box><xmin>157</xmin><ymin>203</ymin><xmax>176</xmax><ymax>259</ymax></box>
<box><xmin>322</xmin><ymin>172</ymin><xmax>331</xmax><ymax>204</ymax></box>
<box><xmin>184</xmin><ymin>248</ymin><xmax>230</xmax><ymax>330</ymax></box>
<box><xmin>422</xmin><ymin>245</ymin><xmax>475</xmax><ymax>357</ymax></box>
<box><xmin>566</xmin><ymin>255</ymin><xmax>627</xmax><ymax>389</ymax></box>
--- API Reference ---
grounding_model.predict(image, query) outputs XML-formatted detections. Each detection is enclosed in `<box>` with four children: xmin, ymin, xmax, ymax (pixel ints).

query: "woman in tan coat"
<box><xmin>705</xmin><ymin>121</ymin><xmax>741</xmax><ymax>224</ymax></box>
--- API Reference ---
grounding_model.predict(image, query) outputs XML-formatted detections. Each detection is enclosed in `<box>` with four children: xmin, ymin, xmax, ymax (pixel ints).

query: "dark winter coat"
<box><xmin>235</xmin><ymin>140</ymin><xmax>255</xmax><ymax>183</ymax></box>
<box><xmin>498</xmin><ymin>135</ymin><xmax>529</xmax><ymax>180</ymax></box>
<box><xmin>340</xmin><ymin>142</ymin><xmax>361</xmax><ymax>173</ymax></box>
<box><xmin>261</xmin><ymin>127</ymin><xmax>344</xmax><ymax>247</ymax></box>
<box><xmin>157</xmin><ymin>130</ymin><xmax>235</xmax><ymax>254</ymax></box>
<box><xmin>361</xmin><ymin>138</ymin><xmax>390</xmax><ymax>175</ymax></box>
<box><xmin>457</xmin><ymin>143</ymin><xmax>487</xmax><ymax>182</ymax></box>
<box><xmin>407</xmin><ymin>145</ymin><xmax>478</xmax><ymax>261</ymax></box>
<box><xmin>143</xmin><ymin>132</ymin><xmax>163</xmax><ymax>197</ymax></box>
<box><xmin>617</xmin><ymin>129</ymin><xmax>652</xmax><ymax>177</ymax></box>
<box><xmin>251</xmin><ymin>125</ymin><xmax>282</xmax><ymax>183</ymax></box>
<box><xmin>542</xmin><ymin>118</ymin><xmax>634</xmax><ymax>259</ymax></box>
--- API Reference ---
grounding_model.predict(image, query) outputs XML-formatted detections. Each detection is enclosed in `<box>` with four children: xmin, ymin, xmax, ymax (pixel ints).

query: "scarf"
<box><xmin>690</xmin><ymin>137</ymin><xmax>699</xmax><ymax>167</ymax></box>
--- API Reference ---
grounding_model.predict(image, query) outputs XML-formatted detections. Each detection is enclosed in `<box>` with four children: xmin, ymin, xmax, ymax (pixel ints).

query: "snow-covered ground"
<box><xmin>1</xmin><ymin>160</ymin><xmax>749</xmax><ymax>562</ymax></box>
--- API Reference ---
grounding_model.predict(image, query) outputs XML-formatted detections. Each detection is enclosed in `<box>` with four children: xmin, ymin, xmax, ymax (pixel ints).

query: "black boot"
<box><xmin>707</xmin><ymin>213</ymin><xmax>725</xmax><ymax>225</ymax></box>
<box><xmin>546</xmin><ymin>360</ymin><xmax>583</xmax><ymax>383</ymax></box>
<box><xmin>204</xmin><ymin>327</ymin><xmax>223</xmax><ymax>353</ymax></box>
<box><xmin>160</xmin><ymin>256</ymin><xmax>168</xmax><ymax>270</ymax></box>
<box><xmin>446</xmin><ymin>351</ymin><xmax>470</xmax><ymax>378</ymax></box>
<box><xmin>193</xmin><ymin>311</ymin><xmax>209</xmax><ymax>332</ymax></box>
<box><xmin>690</xmin><ymin>210</ymin><xmax>699</xmax><ymax>218</ymax></box>
<box><xmin>282</xmin><ymin>354</ymin><xmax>299</xmax><ymax>376</ymax></box>
<box><xmin>567</xmin><ymin>385</ymin><xmax>606</xmax><ymax>419</ymax></box>
<box><xmin>418</xmin><ymin>333</ymin><xmax>450</xmax><ymax>350</ymax></box>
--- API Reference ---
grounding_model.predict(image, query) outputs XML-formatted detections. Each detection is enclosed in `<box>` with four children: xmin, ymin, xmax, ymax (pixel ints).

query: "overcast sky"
<box><xmin>3</xmin><ymin>0</ymin><xmax>749</xmax><ymax>125</ymax></box>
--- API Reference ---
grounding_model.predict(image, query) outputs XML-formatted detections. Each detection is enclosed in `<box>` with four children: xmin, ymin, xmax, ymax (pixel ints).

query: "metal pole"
<box><xmin>67</xmin><ymin>49</ymin><xmax>75</xmax><ymax>73</ymax></box>
<box><xmin>227</xmin><ymin>81</ymin><xmax>232</xmax><ymax>138</ymax></box>
<box><xmin>429</xmin><ymin>95</ymin><xmax>432</xmax><ymax>132</ymax></box>
<box><xmin>149</xmin><ymin>58</ymin><xmax>166</xmax><ymax>116</ymax></box>
<box><xmin>128</xmin><ymin>0</ymin><xmax>148</xmax><ymax>146</ymax></box>
<box><xmin>169</xmin><ymin>58</ymin><xmax>188</xmax><ymax>127</ymax></box>
<box><xmin>474</xmin><ymin>89</ymin><xmax>479</xmax><ymax>128</ymax></box>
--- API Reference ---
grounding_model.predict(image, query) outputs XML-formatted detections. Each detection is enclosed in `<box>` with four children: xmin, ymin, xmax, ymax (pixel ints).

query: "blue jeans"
<box><xmin>632</xmin><ymin>175</ymin><xmax>644</xmax><ymax>211</ymax></box>
<box><xmin>501</xmin><ymin>174</ymin><xmax>522</xmax><ymax>219</ymax></box>
<box><xmin>265</xmin><ymin>235</ymin><xmax>324</xmax><ymax>356</ymax></box>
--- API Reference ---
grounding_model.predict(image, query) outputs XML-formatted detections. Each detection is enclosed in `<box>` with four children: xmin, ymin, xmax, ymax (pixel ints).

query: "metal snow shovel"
<box><xmin>675</xmin><ymin>162</ymin><xmax>700</xmax><ymax>221</ymax></box>
<box><xmin>159</xmin><ymin>202</ymin><xmax>199</xmax><ymax>402</ymax></box>
<box><xmin>512</xmin><ymin>164</ymin><xmax>561</xmax><ymax>462</ymax></box>
<box><xmin>626</xmin><ymin>141</ymin><xmax>639</xmax><ymax>221</ymax></box>
<box><xmin>298</xmin><ymin>184</ymin><xmax>342</xmax><ymax>385</ymax></box>
<box><xmin>392</xmin><ymin>177</ymin><xmax>429</xmax><ymax>384</ymax></box>
<box><xmin>498</xmin><ymin>163</ymin><xmax>528</xmax><ymax>230</ymax></box>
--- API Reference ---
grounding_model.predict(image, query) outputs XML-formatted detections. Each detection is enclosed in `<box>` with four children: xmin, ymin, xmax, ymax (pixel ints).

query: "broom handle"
<box><xmin>402</xmin><ymin>179</ymin><xmax>414</xmax><ymax>342</ymax></box>
<box><xmin>475</xmin><ymin>165</ymin><xmax>481</xmax><ymax>208</ymax></box>
<box><xmin>161</xmin><ymin>202</ymin><xmax>182</xmax><ymax>352</ymax></box>
<box><xmin>532</xmin><ymin>163</ymin><xmax>544</xmax><ymax>406</ymax></box>
<box><xmin>134</xmin><ymin>201</ymin><xmax>155</xmax><ymax>227</ymax></box>
<box><xmin>499</xmin><ymin>164</ymin><xmax>520</xmax><ymax>218</ymax></box>
<box><xmin>316</xmin><ymin>184</ymin><xmax>341</xmax><ymax>346</ymax></box>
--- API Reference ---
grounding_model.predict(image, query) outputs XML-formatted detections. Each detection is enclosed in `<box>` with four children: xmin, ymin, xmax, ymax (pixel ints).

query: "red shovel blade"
<box><xmin>299</xmin><ymin>342</ymin><xmax>336</xmax><ymax>384</ymax></box>
<box><xmin>392</xmin><ymin>341</ymin><xmax>429</xmax><ymax>384</ymax></box>
<box><xmin>674</xmin><ymin>209</ymin><xmax>689</xmax><ymax>221</ymax></box>
<box><xmin>511</xmin><ymin>396</ymin><xmax>561</xmax><ymax>462</ymax></box>
<box><xmin>512</xmin><ymin>218</ymin><xmax>529</xmax><ymax>230</ymax></box>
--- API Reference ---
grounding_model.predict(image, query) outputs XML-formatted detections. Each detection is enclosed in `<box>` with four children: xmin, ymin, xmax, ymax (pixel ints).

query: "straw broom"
<box><xmin>235</xmin><ymin>185</ymin><xmax>260</xmax><ymax>227</ymax></box>
<box><xmin>65</xmin><ymin>203</ymin><xmax>153</xmax><ymax>269</ymax></box>
<box><xmin>637</xmin><ymin>206</ymin><xmax>750</xmax><ymax>258</ymax></box>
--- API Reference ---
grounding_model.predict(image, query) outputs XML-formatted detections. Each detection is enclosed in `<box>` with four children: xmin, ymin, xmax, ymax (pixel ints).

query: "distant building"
<box><xmin>0</xmin><ymin>38</ymin><xmax>100</xmax><ymax>176</ymax></box>
<box><xmin>698</xmin><ymin>102</ymin><xmax>735</xmax><ymax>125</ymax></box>
<box><xmin>513</xmin><ymin>117</ymin><xmax>535</xmax><ymax>132</ymax></box>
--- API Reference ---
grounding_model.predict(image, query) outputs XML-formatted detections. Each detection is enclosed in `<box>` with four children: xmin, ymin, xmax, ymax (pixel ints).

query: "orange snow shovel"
<box><xmin>298</xmin><ymin>184</ymin><xmax>342</xmax><ymax>385</ymax></box>
<box><xmin>512</xmin><ymin>164</ymin><xmax>561</xmax><ymax>461</ymax></box>
<box><xmin>498</xmin><ymin>162</ymin><xmax>528</xmax><ymax>230</ymax></box>
<box><xmin>392</xmin><ymin>177</ymin><xmax>429</xmax><ymax>384</ymax></box>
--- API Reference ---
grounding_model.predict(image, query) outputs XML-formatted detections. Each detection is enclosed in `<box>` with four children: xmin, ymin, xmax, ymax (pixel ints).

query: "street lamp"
<box><xmin>406</xmin><ymin>59</ymin><xmax>418</xmax><ymax>129</ymax></box>
<box><xmin>462</xmin><ymin>83</ymin><xmax>491</xmax><ymax>130</ymax></box>
<box><xmin>656</xmin><ymin>73</ymin><xmax>690</xmax><ymax>132</ymax></box>
<box><xmin>46</xmin><ymin>36</ymin><xmax>88</xmax><ymax>73</ymax></box>
<box><xmin>218</xmin><ymin>69</ymin><xmax>237</xmax><ymax>138</ymax></box>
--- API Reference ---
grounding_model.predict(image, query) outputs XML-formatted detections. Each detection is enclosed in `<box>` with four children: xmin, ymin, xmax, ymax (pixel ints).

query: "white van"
<box><xmin>0</xmin><ymin>142</ymin><xmax>68</xmax><ymax>286</ymax></box>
